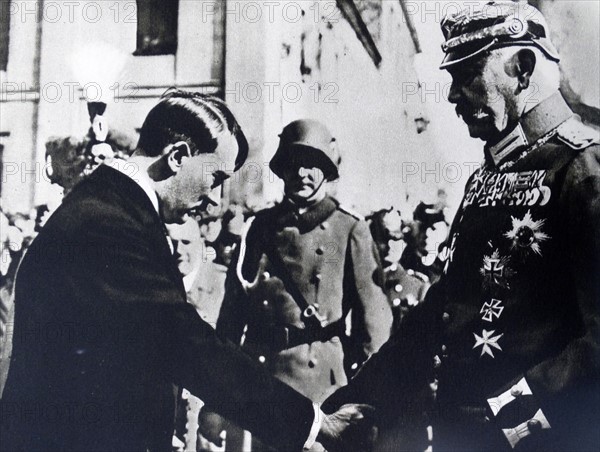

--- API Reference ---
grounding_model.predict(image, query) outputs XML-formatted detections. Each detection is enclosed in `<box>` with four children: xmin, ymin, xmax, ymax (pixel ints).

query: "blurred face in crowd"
<box><xmin>200</xmin><ymin>219</ymin><xmax>222</xmax><ymax>243</ymax></box>
<box><xmin>281</xmin><ymin>163</ymin><xmax>327</xmax><ymax>205</ymax></box>
<box><xmin>226</xmin><ymin>205</ymin><xmax>246</xmax><ymax>236</ymax></box>
<box><xmin>166</xmin><ymin>217</ymin><xmax>202</xmax><ymax>277</ymax></box>
<box><xmin>447</xmin><ymin>50</ymin><xmax>521</xmax><ymax>142</ymax></box>
<box><xmin>158</xmin><ymin>133</ymin><xmax>238</xmax><ymax>224</ymax></box>
<box><xmin>378</xmin><ymin>210</ymin><xmax>405</xmax><ymax>264</ymax></box>
<box><xmin>423</xmin><ymin>221</ymin><xmax>449</xmax><ymax>266</ymax></box>
<box><xmin>387</xmin><ymin>239</ymin><xmax>405</xmax><ymax>266</ymax></box>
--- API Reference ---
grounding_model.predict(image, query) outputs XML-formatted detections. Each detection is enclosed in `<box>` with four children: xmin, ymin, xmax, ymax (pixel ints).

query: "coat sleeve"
<box><xmin>482</xmin><ymin>146</ymin><xmax>600</xmax><ymax>447</ymax></box>
<box><xmin>72</xmin><ymin>205</ymin><xmax>315</xmax><ymax>451</ymax></box>
<box><xmin>342</xmin><ymin>220</ymin><xmax>392</xmax><ymax>375</ymax></box>
<box><xmin>322</xmin><ymin>287</ymin><xmax>442</xmax><ymax>425</ymax></box>
<box><xmin>511</xmin><ymin>147</ymin><xmax>600</xmax><ymax>421</ymax></box>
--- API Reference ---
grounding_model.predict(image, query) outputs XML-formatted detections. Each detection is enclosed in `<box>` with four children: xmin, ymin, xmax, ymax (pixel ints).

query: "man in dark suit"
<box><xmin>324</xmin><ymin>2</ymin><xmax>600</xmax><ymax>451</ymax></box>
<box><xmin>0</xmin><ymin>91</ymin><xmax>373</xmax><ymax>452</ymax></box>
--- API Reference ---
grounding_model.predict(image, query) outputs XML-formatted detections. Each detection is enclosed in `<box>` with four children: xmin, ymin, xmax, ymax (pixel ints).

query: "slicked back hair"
<box><xmin>137</xmin><ymin>89</ymin><xmax>249</xmax><ymax>171</ymax></box>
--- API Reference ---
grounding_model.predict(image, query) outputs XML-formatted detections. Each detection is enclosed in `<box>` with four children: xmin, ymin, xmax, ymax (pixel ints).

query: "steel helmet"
<box><xmin>269</xmin><ymin>119</ymin><xmax>340</xmax><ymax>181</ymax></box>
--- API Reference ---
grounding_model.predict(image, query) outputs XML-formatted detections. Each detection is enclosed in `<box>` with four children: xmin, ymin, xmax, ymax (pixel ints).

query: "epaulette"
<box><xmin>556</xmin><ymin>117</ymin><xmax>600</xmax><ymax>151</ymax></box>
<box><xmin>337</xmin><ymin>204</ymin><xmax>364</xmax><ymax>221</ymax></box>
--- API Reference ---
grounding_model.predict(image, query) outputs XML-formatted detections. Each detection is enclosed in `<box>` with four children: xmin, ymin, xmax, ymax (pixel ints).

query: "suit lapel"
<box><xmin>89</xmin><ymin>165</ymin><xmax>186</xmax><ymax>298</ymax></box>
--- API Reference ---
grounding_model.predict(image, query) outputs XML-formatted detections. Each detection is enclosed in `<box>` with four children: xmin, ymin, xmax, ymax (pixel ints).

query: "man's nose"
<box><xmin>448</xmin><ymin>81</ymin><xmax>461</xmax><ymax>104</ymax></box>
<box><xmin>298</xmin><ymin>167</ymin><xmax>312</xmax><ymax>179</ymax></box>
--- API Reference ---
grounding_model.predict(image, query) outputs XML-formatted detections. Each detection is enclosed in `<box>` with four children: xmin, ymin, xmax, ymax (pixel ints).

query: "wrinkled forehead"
<box><xmin>166</xmin><ymin>217</ymin><xmax>201</xmax><ymax>241</ymax></box>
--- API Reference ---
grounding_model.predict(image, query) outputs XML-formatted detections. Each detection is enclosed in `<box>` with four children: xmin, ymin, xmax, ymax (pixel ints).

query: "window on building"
<box><xmin>134</xmin><ymin>0</ymin><xmax>179</xmax><ymax>56</ymax></box>
<box><xmin>0</xmin><ymin>1</ymin><xmax>11</xmax><ymax>71</ymax></box>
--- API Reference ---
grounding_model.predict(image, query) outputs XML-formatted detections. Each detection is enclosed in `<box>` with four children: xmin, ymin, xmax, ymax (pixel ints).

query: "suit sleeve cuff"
<box><xmin>303</xmin><ymin>403</ymin><xmax>323</xmax><ymax>450</ymax></box>
<box><xmin>487</xmin><ymin>377</ymin><xmax>551</xmax><ymax>449</ymax></box>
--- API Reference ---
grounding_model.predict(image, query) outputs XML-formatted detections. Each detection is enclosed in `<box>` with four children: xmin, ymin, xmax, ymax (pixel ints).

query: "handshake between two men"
<box><xmin>313</xmin><ymin>403</ymin><xmax>379</xmax><ymax>452</ymax></box>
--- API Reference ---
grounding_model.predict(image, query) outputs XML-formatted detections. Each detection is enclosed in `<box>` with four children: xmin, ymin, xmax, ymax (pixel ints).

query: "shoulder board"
<box><xmin>337</xmin><ymin>204</ymin><xmax>364</xmax><ymax>221</ymax></box>
<box><xmin>556</xmin><ymin>117</ymin><xmax>600</xmax><ymax>151</ymax></box>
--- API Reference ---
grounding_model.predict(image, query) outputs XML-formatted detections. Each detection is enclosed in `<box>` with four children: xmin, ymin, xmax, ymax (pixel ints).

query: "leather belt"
<box><xmin>245</xmin><ymin>320</ymin><xmax>346</xmax><ymax>352</ymax></box>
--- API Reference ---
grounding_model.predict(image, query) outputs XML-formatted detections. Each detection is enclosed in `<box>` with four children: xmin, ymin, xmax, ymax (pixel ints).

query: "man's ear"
<box><xmin>515</xmin><ymin>49</ymin><xmax>536</xmax><ymax>91</ymax></box>
<box><xmin>165</xmin><ymin>141</ymin><xmax>192</xmax><ymax>174</ymax></box>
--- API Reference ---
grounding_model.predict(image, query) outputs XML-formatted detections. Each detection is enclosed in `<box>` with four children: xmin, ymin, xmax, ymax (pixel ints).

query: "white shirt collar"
<box><xmin>183</xmin><ymin>267</ymin><xmax>199</xmax><ymax>293</ymax></box>
<box><xmin>107</xmin><ymin>160</ymin><xmax>160</xmax><ymax>215</ymax></box>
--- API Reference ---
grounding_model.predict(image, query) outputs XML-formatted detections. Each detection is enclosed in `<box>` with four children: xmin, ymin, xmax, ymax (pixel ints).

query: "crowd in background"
<box><xmin>0</xmin><ymin>129</ymin><xmax>449</xmax><ymax>451</ymax></box>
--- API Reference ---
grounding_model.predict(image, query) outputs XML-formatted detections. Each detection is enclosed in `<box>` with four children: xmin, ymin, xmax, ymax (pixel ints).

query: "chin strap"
<box><xmin>288</xmin><ymin>178</ymin><xmax>327</xmax><ymax>209</ymax></box>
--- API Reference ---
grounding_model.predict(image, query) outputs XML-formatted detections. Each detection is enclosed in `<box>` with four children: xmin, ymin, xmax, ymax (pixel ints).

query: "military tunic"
<box><xmin>324</xmin><ymin>93</ymin><xmax>600</xmax><ymax>451</ymax></box>
<box><xmin>382</xmin><ymin>263</ymin><xmax>430</xmax><ymax>330</ymax></box>
<box><xmin>217</xmin><ymin>196</ymin><xmax>392</xmax><ymax>403</ymax></box>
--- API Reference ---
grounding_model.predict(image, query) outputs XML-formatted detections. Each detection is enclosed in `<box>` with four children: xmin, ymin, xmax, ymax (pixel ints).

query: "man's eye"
<box><xmin>452</xmin><ymin>68</ymin><xmax>479</xmax><ymax>86</ymax></box>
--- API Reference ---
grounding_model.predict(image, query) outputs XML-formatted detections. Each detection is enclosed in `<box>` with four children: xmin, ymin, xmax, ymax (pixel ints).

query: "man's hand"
<box><xmin>316</xmin><ymin>404</ymin><xmax>378</xmax><ymax>452</ymax></box>
<box><xmin>198</xmin><ymin>409</ymin><xmax>226</xmax><ymax>448</ymax></box>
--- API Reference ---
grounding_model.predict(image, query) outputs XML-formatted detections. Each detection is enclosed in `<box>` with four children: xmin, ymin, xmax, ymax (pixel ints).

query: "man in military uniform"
<box><xmin>214</xmin><ymin>119</ymin><xmax>392</xmax><ymax>449</ymax></box>
<box><xmin>367</xmin><ymin>208</ymin><xmax>430</xmax><ymax>330</ymax></box>
<box><xmin>0</xmin><ymin>91</ymin><xmax>375</xmax><ymax>452</ymax></box>
<box><xmin>324</xmin><ymin>2</ymin><xmax>600</xmax><ymax>451</ymax></box>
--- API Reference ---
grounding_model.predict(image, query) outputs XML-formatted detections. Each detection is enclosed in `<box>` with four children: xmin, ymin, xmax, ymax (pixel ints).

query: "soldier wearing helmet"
<box><xmin>210</xmin><ymin>119</ymin><xmax>392</xmax><ymax>450</ymax></box>
<box><xmin>323</xmin><ymin>2</ymin><xmax>600</xmax><ymax>451</ymax></box>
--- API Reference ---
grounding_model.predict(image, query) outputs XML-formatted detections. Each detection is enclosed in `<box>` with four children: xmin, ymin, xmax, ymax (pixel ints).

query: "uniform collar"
<box><xmin>485</xmin><ymin>92</ymin><xmax>573</xmax><ymax>168</ymax></box>
<box><xmin>275</xmin><ymin>196</ymin><xmax>338</xmax><ymax>231</ymax></box>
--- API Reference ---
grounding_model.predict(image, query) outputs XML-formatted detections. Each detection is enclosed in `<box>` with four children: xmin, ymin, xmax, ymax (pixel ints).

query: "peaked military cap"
<box><xmin>440</xmin><ymin>1</ymin><xmax>560</xmax><ymax>69</ymax></box>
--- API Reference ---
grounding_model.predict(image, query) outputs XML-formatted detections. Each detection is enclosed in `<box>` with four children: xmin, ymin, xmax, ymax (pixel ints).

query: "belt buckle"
<box><xmin>302</xmin><ymin>304</ymin><xmax>328</xmax><ymax>325</ymax></box>
<box><xmin>303</xmin><ymin>305</ymin><xmax>317</xmax><ymax>318</ymax></box>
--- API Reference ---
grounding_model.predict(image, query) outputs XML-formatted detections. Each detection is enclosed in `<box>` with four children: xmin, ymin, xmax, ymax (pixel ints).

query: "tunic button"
<box><xmin>527</xmin><ymin>419</ymin><xmax>542</xmax><ymax>432</ymax></box>
<box><xmin>390</xmin><ymin>264</ymin><xmax>398</xmax><ymax>272</ymax></box>
<box><xmin>392</xmin><ymin>298</ymin><xmax>401</xmax><ymax>307</ymax></box>
<box><xmin>258</xmin><ymin>356</ymin><xmax>266</xmax><ymax>364</ymax></box>
<box><xmin>510</xmin><ymin>386</ymin><xmax>523</xmax><ymax>397</ymax></box>
<box><xmin>442</xmin><ymin>312</ymin><xmax>451</xmax><ymax>323</ymax></box>
<box><xmin>320</xmin><ymin>222</ymin><xmax>329</xmax><ymax>230</ymax></box>
<box><xmin>316</xmin><ymin>247</ymin><xmax>324</xmax><ymax>255</ymax></box>
<box><xmin>263</xmin><ymin>300</ymin><xmax>269</xmax><ymax>307</ymax></box>
<box><xmin>262</xmin><ymin>271</ymin><xmax>270</xmax><ymax>280</ymax></box>
<box><xmin>433</xmin><ymin>355</ymin><xmax>442</xmax><ymax>369</ymax></box>
<box><xmin>394</xmin><ymin>284</ymin><xmax>403</xmax><ymax>293</ymax></box>
<box><xmin>441</xmin><ymin>345</ymin><xmax>447</xmax><ymax>353</ymax></box>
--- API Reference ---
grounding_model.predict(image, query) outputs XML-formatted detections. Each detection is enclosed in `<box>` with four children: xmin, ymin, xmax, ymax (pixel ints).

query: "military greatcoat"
<box><xmin>324</xmin><ymin>93</ymin><xmax>600</xmax><ymax>451</ymax></box>
<box><xmin>217</xmin><ymin>196</ymin><xmax>392</xmax><ymax>403</ymax></box>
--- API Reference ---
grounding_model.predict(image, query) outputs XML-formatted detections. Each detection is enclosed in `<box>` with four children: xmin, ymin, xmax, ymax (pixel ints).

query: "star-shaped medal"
<box><xmin>473</xmin><ymin>329</ymin><xmax>504</xmax><ymax>358</ymax></box>
<box><xmin>504</xmin><ymin>210</ymin><xmax>550</xmax><ymax>257</ymax></box>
